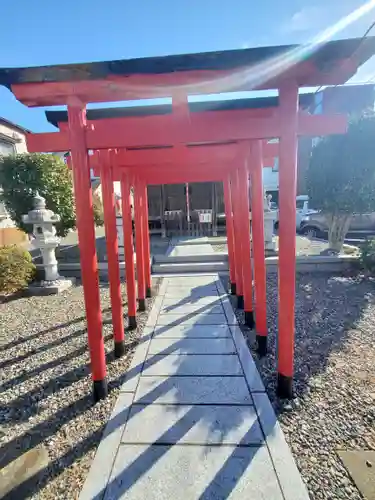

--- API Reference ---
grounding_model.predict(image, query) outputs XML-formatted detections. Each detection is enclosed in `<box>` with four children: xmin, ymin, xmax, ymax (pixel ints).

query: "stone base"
<box><xmin>27</xmin><ymin>277</ymin><xmax>75</xmax><ymax>296</ymax></box>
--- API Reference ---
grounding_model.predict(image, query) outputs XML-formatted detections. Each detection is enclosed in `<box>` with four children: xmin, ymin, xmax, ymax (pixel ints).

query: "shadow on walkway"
<box><xmin>1</xmin><ymin>277</ymin><xmax>278</xmax><ymax>499</ymax></box>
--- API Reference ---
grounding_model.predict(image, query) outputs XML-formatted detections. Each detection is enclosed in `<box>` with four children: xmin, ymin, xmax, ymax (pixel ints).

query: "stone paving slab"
<box><xmin>161</xmin><ymin>295</ymin><xmax>222</xmax><ymax>306</ymax></box>
<box><xmin>105</xmin><ymin>444</ymin><xmax>283</xmax><ymax>500</ymax></box>
<box><xmin>156</xmin><ymin>313</ymin><xmax>227</xmax><ymax>325</ymax></box>
<box><xmin>166</xmin><ymin>276</ymin><xmax>219</xmax><ymax>283</ymax></box>
<box><xmin>148</xmin><ymin>337</ymin><xmax>236</xmax><ymax>355</ymax></box>
<box><xmin>122</xmin><ymin>404</ymin><xmax>264</xmax><ymax>445</ymax></box>
<box><xmin>164</xmin><ymin>286</ymin><xmax>219</xmax><ymax>294</ymax></box>
<box><xmin>338</xmin><ymin>450</ymin><xmax>375</xmax><ymax>500</ymax></box>
<box><xmin>142</xmin><ymin>354</ymin><xmax>243</xmax><ymax>377</ymax></box>
<box><xmin>169</xmin><ymin>243</ymin><xmax>214</xmax><ymax>256</ymax></box>
<box><xmin>160</xmin><ymin>303</ymin><xmax>224</xmax><ymax>314</ymax></box>
<box><xmin>165</xmin><ymin>276</ymin><xmax>219</xmax><ymax>284</ymax></box>
<box><xmin>164</xmin><ymin>288</ymin><xmax>219</xmax><ymax>298</ymax></box>
<box><xmin>134</xmin><ymin>376</ymin><xmax>253</xmax><ymax>404</ymax></box>
<box><xmin>164</xmin><ymin>280</ymin><xmax>218</xmax><ymax>287</ymax></box>
<box><xmin>152</xmin><ymin>324</ymin><xmax>232</xmax><ymax>339</ymax></box>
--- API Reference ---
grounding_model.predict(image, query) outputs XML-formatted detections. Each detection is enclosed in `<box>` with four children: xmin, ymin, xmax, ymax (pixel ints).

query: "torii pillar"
<box><xmin>277</xmin><ymin>83</ymin><xmax>299</xmax><ymax>398</ymax></box>
<box><xmin>250</xmin><ymin>140</ymin><xmax>267</xmax><ymax>356</ymax></box>
<box><xmin>133</xmin><ymin>178</ymin><xmax>146</xmax><ymax>311</ymax></box>
<box><xmin>67</xmin><ymin>104</ymin><xmax>107</xmax><ymax>401</ymax></box>
<box><xmin>100</xmin><ymin>152</ymin><xmax>125</xmax><ymax>358</ymax></box>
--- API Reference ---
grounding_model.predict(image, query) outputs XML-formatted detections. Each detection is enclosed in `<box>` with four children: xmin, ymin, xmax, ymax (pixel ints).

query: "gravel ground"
<box><xmin>0</xmin><ymin>279</ymin><xmax>160</xmax><ymax>500</ymax></box>
<box><xmin>222</xmin><ymin>273</ymin><xmax>375</xmax><ymax>500</ymax></box>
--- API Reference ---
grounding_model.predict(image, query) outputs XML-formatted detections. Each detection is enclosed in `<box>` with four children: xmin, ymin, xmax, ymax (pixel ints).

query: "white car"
<box><xmin>274</xmin><ymin>195</ymin><xmax>314</xmax><ymax>231</ymax></box>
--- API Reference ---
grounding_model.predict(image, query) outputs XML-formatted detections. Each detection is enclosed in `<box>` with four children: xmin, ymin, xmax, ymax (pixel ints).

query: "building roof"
<box><xmin>0</xmin><ymin>37</ymin><xmax>374</xmax><ymax>89</ymax></box>
<box><xmin>45</xmin><ymin>94</ymin><xmax>315</xmax><ymax>128</ymax></box>
<box><xmin>0</xmin><ymin>117</ymin><xmax>30</xmax><ymax>134</ymax></box>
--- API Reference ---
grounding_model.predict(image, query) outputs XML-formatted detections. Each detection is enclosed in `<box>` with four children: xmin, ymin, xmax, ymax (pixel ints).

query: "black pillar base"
<box><xmin>138</xmin><ymin>298</ymin><xmax>146</xmax><ymax>312</ymax></box>
<box><xmin>146</xmin><ymin>287</ymin><xmax>152</xmax><ymax>298</ymax></box>
<box><xmin>114</xmin><ymin>340</ymin><xmax>125</xmax><ymax>358</ymax></box>
<box><xmin>244</xmin><ymin>311</ymin><xmax>255</xmax><ymax>329</ymax></box>
<box><xmin>128</xmin><ymin>316</ymin><xmax>137</xmax><ymax>330</ymax></box>
<box><xmin>93</xmin><ymin>378</ymin><xmax>108</xmax><ymax>402</ymax></box>
<box><xmin>256</xmin><ymin>335</ymin><xmax>267</xmax><ymax>357</ymax></box>
<box><xmin>230</xmin><ymin>283</ymin><xmax>237</xmax><ymax>295</ymax></box>
<box><xmin>276</xmin><ymin>373</ymin><xmax>293</xmax><ymax>399</ymax></box>
<box><xmin>237</xmin><ymin>295</ymin><xmax>244</xmax><ymax>309</ymax></box>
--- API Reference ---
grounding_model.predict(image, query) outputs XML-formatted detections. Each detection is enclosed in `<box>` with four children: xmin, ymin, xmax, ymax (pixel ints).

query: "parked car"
<box><xmin>274</xmin><ymin>195</ymin><xmax>315</xmax><ymax>231</ymax></box>
<box><xmin>300</xmin><ymin>211</ymin><xmax>375</xmax><ymax>238</ymax></box>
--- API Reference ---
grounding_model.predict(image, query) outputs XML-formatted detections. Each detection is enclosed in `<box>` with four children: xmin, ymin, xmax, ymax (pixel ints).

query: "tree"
<box><xmin>0</xmin><ymin>154</ymin><xmax>76</xmax><ymax>237</ymax></box>
<box><xmin>306</xmin><ymin>111</ymin><xmax>375</xmax><ymax>252</ymax></box>
<box><xmin>0</xmin><ymin>153</ymin><xmax>104</xmax><ymax>237</ymax></box>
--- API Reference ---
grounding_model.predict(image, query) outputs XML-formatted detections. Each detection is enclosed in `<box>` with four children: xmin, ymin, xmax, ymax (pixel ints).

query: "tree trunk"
<box><xmin>327</xmin><ymin>213</ymin><xmax>352</xmax><ymax>253</ymax></box>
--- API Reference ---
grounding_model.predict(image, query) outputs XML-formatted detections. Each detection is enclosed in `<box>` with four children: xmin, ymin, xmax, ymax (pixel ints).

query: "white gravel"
<box><xmin>222</xmin><ymin>272</ymin><xmax>375</xmax><ymax>500</ymax></box>
<box><xmin>0</xmin><ymin>279</ymin><xmax>160</xmax><ymax>499</ymax></box>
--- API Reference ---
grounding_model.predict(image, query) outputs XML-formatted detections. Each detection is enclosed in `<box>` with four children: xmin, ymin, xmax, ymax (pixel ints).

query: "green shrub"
<box><xmin>358</xmin><ymin>238</ymin><xmax>375</xmax><ymax>274</ymax></box>
<box><xmin>0</xmin><ymin>245</ymin><xmax>35</xmax><ymax>294</ymax></box>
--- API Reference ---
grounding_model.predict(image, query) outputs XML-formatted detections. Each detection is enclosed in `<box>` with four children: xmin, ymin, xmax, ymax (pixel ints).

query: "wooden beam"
<box><xmin>26</xmin><ymin>131</ymin><xmax>69</xmax><ymax>152</ymax></box>
<box><xmin>26</xmin><ymin>110</ymin><xmax>347</xmax><ymax>153</ymax></box>
<box><xmin>117</xmin><ymin>164</ymin><xmax>232</xmax><ymax>184</ymax></box>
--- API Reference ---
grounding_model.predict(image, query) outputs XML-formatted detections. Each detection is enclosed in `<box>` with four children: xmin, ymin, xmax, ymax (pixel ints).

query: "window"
<box><xmin>296</xmin><ymin>199</ymin><xmax>306</xmax><ymax>210</ymax></box>
<box><xmin>272</xmin><ymin>157</ymin><xmax>279</xmax><ymax>172</ymax></box>
<box><xmin>0</xmin><ymin>140</ymin><xmax>15</xmax><ymax>156</ymax></box>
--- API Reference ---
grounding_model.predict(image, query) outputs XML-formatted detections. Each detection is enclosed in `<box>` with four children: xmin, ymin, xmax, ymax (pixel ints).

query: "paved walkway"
<box><xmin>168</xmin><ymin>237</ymin><xmax>214</xmax><ymax>257</ymax></box>
<box><xmin>80</xmin><ymin>275</ymin><xmax>309</xmax><ymax>500</ymax></box>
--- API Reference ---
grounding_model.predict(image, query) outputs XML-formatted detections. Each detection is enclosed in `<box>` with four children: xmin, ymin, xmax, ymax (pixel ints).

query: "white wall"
<box><xmin>262</xmin><ymin>165</ymin><xmax>278</xmax><ymax>191</ymax></box>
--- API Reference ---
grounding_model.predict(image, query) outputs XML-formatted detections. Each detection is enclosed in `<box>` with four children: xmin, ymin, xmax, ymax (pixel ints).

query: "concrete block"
<box><xmin>152</xmin><ymin>324</ymin><xmax>232</xmax><ymax>339</ymax></box>
<box><xmin>145</xmin><ymin>295</ymin><xmax>164</xmax><ymax>328</ymax></box>
<box><xmin>79</xmin><ymin>392</ymin><xmax>133</xmax><ymax>500</ymax></box>
<box><xmin>26</xmin><ymin>277</ymin><xmax>75</xmax><ymax>296</ymax></box>
<box><xmin>220</xmin><ymin>298</ymin><xmax>238</xmax><ymax>325</ymax></box>
<box><xmin>143</xmin><ymin>354</ymin><xmax>243</xmax><ymax>376</ymax></box>
<box><xmin>120</xmin><ymin>337</ymin><xmax>151</xmax><ymax>393</ymax></box>
<box><xmin>148</xmin><ymin>337</ymin><xmax>236</xmax><ymax>355</ymax></box>
<box><xmin>105</xmin><ymin>443</ymin><xmax>283</xmax><ymax>500</ymax></box>
<box><xmin>134</xmin><ymin>376</ymin><xmax>252</xmax><ymax>405</ymax></box>
<box><xmin>0</xmin><ymin>444</ymin><xmax>49</xmax><ymax>499</ymax></box>
<box><xmin>230</xmin><ymin>326</ymin><xmax>265</xmax><ymax>392</ymax></box>
<box><xmin>253</xmin><ymin>393</ymin><xmax>310</xmax><ymax>500</ymax></box>
<box><xmin>122</xmin><ymin>404</ymin><xmax>263</xmax><ymax>445</ymax></box>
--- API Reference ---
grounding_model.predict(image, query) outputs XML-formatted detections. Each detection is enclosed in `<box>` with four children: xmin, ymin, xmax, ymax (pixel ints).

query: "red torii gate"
<box><xmin>2</xmin><ymin>36</ymin><xmax>374</xmax><ymax>401</ymax></box>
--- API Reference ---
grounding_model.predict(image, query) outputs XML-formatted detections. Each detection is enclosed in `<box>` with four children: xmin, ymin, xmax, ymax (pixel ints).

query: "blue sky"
<box><xmin>1</xmin><ymin>0</ymin><xmax>375</xmax><ymax>132</ymax></box>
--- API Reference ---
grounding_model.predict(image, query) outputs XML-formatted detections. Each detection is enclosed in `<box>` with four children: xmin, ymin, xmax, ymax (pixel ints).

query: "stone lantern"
<box><xmin>22</xmin><ymin>193</ymin><xmax>74</xmax><ymax>294</ymax></box>
<box><xmin>263</xmin><ymin>191</ymin><xmax>277</xmax><ymax>253</ymax></box>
